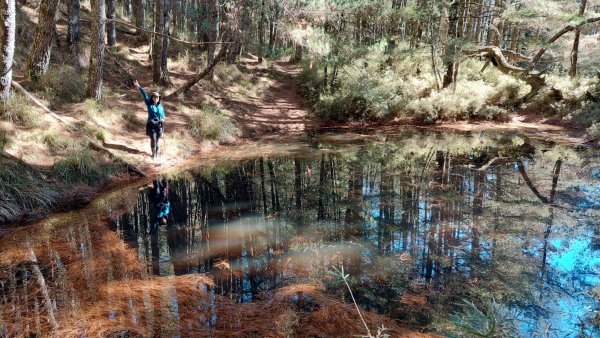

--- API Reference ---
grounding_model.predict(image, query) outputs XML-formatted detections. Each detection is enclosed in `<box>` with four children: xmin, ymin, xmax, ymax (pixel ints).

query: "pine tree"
<box><xmin>25</xmin><ymin>0</ymin><xmax>60</xmax><ymax>81</ymax></box>
<box><xmin>87</xmin><ymin>0</ymin><xmax>106</xmax><ymax>100</ymax></box>
<box><xmin>0</xmin><ymin>0</ymin><xmax>15</xmax><ymax>102</ymax></box>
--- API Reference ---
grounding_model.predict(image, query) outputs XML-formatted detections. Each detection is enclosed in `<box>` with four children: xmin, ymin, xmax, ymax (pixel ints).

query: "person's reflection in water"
<box><xmin>149</xmin><ymin>175</ymin><xmax>170</xmax><ymax>235</ymax></box>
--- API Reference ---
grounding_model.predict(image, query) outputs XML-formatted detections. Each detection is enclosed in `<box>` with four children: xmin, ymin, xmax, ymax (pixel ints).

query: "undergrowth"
<box><xmin>188</xmin><ymin>104</ymin><xmax>238</xmax><ymax>142</ymax></box>
<box><xmin>298</xmin><ymin>39</ymin><xmax>598</xmax><ymax>124</ymax></box>
<box><xmin>0</xmin><ymin>158</ymin><xmax>58</xmax><ymax>222</ymax></box>
<box><xmin>0</xmin><ymin>93</ymin><xmax>38</xmax><ymax>127</ymax></box>
<box><xmin>30</xmin><ymin>65</ymin><xmax>86</xmax><ymax>107</ymax></box>
<box><xmin>53</xmin><ymin>149</ymin><xmax>120</xmax><ymax>185</ymax></box>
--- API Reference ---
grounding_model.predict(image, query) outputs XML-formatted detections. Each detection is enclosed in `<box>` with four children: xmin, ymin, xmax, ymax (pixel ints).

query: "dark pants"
<box><xmin>146</xmin><ymin>121</ymin><xmax>163</xmax><ymax>157</ymax></box>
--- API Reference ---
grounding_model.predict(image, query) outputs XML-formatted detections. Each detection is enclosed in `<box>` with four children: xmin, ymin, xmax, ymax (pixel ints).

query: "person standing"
<box><xmin>133</xmin><ymin>80</ymin><xmax>165</xmax><ymax>159</ymax></box>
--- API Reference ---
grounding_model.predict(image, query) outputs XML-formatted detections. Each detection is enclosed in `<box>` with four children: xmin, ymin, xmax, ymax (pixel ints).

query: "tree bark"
<box><xmin>207</xmin><ymin>0</ymin><xmax>218</xmax><ymax>78</ymax></box>
<box><xmin>160</xmin><ymin>0</ymin><xmax>171</xmax><ymax>83</ymax></box>
<box><xmin>132</xmin><ymin>0</ymin><xmax>145</xmax><ymax>39</ymax></box>
<box><xmin>258</xmin><ymin>0</ymin><xmax>265</xmax><ymax>63</ymax></box>
<box><xmin>67</xmin><ymin>0</ymin><xmax>80</xmax><ymax>52</ymax></box>
<box><xmin>152</xmin><ymin>0</ymin><xmax>170</xmax><ymax>85</ymax></box>
<box><xmin>87</xmin><ymin>0</ymin><xmax>106</xmax><ymax>100</ymax></box>
<box><xmin>294</xmin><ymin>159</ymin><xmax>302</xmax><ymax>209</ymax></box>
<box><xmin>26</xmin><ymin>0</ymin><xmax>60</xmax><ymax>81</ymax></box>
<box><xmin>570</xmin><ymin>0</ymin><xmax>587</xmax><ymax>78</ymax></box>
<box><xmin>106</xmin><ymin>0</ymin><xmax>116</xmax><ymax>46</ymax></box>
<box><xmin>442</xmin><ymin>0</ymin><xmax>460</xmax><ymax>88</ymax></box>
<box><xmin>0</xmin><ymin>0</ymin><xmax>15</xmax><ymax>103</ymax></box>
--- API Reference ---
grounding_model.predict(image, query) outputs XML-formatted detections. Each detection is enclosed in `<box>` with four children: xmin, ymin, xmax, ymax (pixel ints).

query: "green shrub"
<box><xmin>0</xmin><ymin>159</ymin><xmax>58</xmax><ymax>222</ymax></box>
<box><xmin>42</xmin><ymin>131</ymin><xmax>72</xmax><ymax>152</ymax></box>
<box><xmin>0</xmin><ymin>93</ymin><xmax>38</xmax><ymax>127</ymax></box>
<box><xmin>72</xmin><ymin>121</ymin><xmax>108</xmax><ymax>143</ymax></box>
<box><xmin>189</xmin><ymin>104</ymin><xmax>238</xmax><ymax>142</ymax></box>
<box><xmin>438</xmin><ymin>300</ymin><xmax>518</xmax><ymax>338</ymax></box>
<box><xmin>53</xmin><ymin>150</ymin><xmax>119</xmax><ymax>185</ymax></box>
<box><xmin>588</xmin><ymin>122</ymin><xmax>600</xmax><ymax>138</ymax></box>
<box><xmin>0</xmin><ymin>130</ymin><xmax>8</xmax><ymax>152</ymax></box>
<box><xmin>122</xmin><ymin>110</ymin><xmax>143</xmax><ymax>130</ymax></box>
<box><xmin>33</xmin><ymin>65</ymin><xmax>86</xmax><ymax>105</ymax></box>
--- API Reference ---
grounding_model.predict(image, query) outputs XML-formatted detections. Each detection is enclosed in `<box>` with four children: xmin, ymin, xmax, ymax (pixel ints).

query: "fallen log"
<box><xmin>164</xmin><ymin>40</ymin><xmax>230</xmax><ymax>99</ymax></box>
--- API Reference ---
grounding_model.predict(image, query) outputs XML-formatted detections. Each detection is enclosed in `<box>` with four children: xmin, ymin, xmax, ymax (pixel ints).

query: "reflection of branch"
<box><xmin>550</xmin><ymin>160</ymin><xmax>562</xmax><ymax>203</ymax></box>
<box><xmin>517</xmin><ymin>160</ymin><xmax>550</xmax><ymax>204</ymax></box>
<box><xmin>28</xmin><ymin>247</ymin><xmax>59</xmax><ymax>333</ymax></box>
<box><xmin>477</xmin><ymin>157</ymin><xmax>508</xmax><ymax>171</ymax></box>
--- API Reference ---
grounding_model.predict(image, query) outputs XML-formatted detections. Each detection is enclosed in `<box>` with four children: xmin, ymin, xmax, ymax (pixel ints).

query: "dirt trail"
<box><xmin>94</xmin><ymin>51</ymin><xmax>312</xmax><ymax>173</ymax></box>
<box><xmin>222</xmin><ymin>59</ymin><xmax>312</xmax><ymax>138</ymax></box>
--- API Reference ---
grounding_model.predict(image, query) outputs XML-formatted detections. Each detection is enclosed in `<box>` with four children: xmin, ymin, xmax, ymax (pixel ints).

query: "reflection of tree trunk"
<box><xmin>517</xmin><ymin>159</ymin><xmax>562</xmax><ymax>204</ymax></box>
<box><xmin>516</xmin><ymin>160</ymin><xmax>549</xmax><ymax>204</ymax></box>
<box><xmin>550</xmin><ymin>159</ymin><xmax>562</xmax><ymax>203</ymax></box>
<box><xmin>267</xmin><ymin>160</ymin><xmax>280</xmax><ymax>211</ymax></box>
<box><xmin>473</xmin><ymin>170</ymin><xmax>485</xmax><ymax>215</ymax></box>
<box><xmin>294</xmin><ymin>158</ymin><xmax>302</xmax><ymax>210</ymax></box>
<box><xmin>259</xmin><ymin>158</ymin><xmax>267</xmax><ymax>214</ymax></box>
<box><xmin>318</xmin><ymin>154</ymin><xmax>325</xmax><ymax>220</ymax></box>
<box><xmin>345</xmin><ymin>161</ymin><xmax>362</xmax><ymax>222</ymax></box>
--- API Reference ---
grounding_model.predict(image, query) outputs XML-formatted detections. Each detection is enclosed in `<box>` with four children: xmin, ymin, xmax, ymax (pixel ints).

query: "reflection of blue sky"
<box><xmin>516</xmin><ymin>234</ymin><xmax>600</xmax><ymax>337</ymax></box>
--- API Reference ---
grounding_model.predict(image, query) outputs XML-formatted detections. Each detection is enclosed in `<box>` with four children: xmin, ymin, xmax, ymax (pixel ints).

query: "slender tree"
<box><xmin>132</xmin><ymin>0</ymin><xmax>145</xmax><ymax>39</ymax></box>
<box><xmin>25</xmin><ymin>0</ymin><xmax>60</xmax><ymax>81</ymax></box>
<box><xmin>570</xmin><ymin>0</ymin><xmax>587</xmax><ymax>78</ymax></box>
<box><xmin>106</xmin><ymin>0</ymin><xmax>116</xmax><ymax>46</ymax></box>
<box><xmin>207</xmin><ymin>0</ymin><xmax>218</xmax><ymax>77</ymax></box>
<box><xmin>442</xmin><ymin>0</ymin><xmax>461</xmax><ymax>88</ymax></box>
<box><xmin>67</xmin><ymin>0</ymin><xmax>80</xmax><ymax>53</ymax></box>
<box><xmin>152</xmin><ymin>0</ymin><xmax>170</xmax><ymax>84</ymax></box>
<box><xmin>0</xmin><ymin>0</ymin><xmax>15</xmax><ymax>102</ymax></box>
<box><xmin>258</xmin><ymin>0</ymin><xmax>265</xmax><ymax>62</ymax></box>
<box><xmin>87</xmin><ymin>0</ymin><xmax>106</xmax><ymax>100</ymax></box>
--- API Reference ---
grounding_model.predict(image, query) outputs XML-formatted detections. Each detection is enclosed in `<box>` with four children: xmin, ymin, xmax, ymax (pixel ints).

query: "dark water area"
<box><xmin>107</xmin><ymin>131</ymin><xmax>600</xmax><ymax>337</ymax></box>
<box><xmin>2</xmin><ymin>130</ymin><xmax>600</xmax><ymax>337</ymax></box>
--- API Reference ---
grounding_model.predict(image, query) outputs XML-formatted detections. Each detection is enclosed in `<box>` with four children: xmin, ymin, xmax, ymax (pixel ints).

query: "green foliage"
<box><xmin>0</xmin><ymin>158</ymin><xmax>59</xmax><ymax>222</ymax></box>
<box><xmin>0</xmin><ymin>130</ymin><xmax>7</xmax><ymax>153</ymax></box>
<box><xmin>43</xmin><ymin>131</ymin><xmax>73</xmax><ymax>152</ymax></box>
<box><xmin>53</xmin><ymin>150</ymin><xmax>119</xmax><ymax>185</ymax></box>
<box><xmin>121</xmin><ymin>110</ymin><xmax>143</xmax><ymax>130</ymax></box>
<box><xmin>188</xmin><ymin>104</ymin><xmax>238</xmax><ymax>142</ymax></box>
<box><xmin>439</xmin><ymin>300</ymin><xmax>519</xmax><ymax>338</ymax></box>
<box><xmin>588</xmin><ymin>122</ymin><xmax>600</xmax><ymax>139</ymax></box>
<box><xmin>32</xmin><ymin>65</ymin><xmax>86</xmax><ymax>106</ymax></box>
<box><xmin>298</xmin><ymin>42</ymin><xmax>527</xmax><ymax>123</ymax></box>
<box><xmin>0</xmin><ymin>93</ymin><xmax>38</xmax><ymax>127</ymax></box>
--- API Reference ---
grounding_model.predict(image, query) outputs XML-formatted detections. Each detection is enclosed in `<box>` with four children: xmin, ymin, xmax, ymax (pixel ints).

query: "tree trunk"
<box><xmin>152</xmin><ymin>0</ymin><xmax>170</xmax><ymax>85</ymax></box>
<box><xmin>86</xmin><ymin>0</ymin><xmax>106</xmax><ymax>100</ymax></box>
<box><xmin>160</xmin><ymin>0</ymin><xmax>170</xmax><ymax>84</ymax></box>
<box><xmin>570</xmin><ymin>0</ymin><xmax>587</xmax><ymax>78</ymax></box>
<box><xmin>207</xmin><ymin>0</ymin><xmax>217</xmax><ymax>78</ymax></box>
<box><xmin>293</xmin><ymin>43</ymin><xmax>302</xmax><ymax>63</ymax></box>
<box><xmin>0</xmin><ymin>0</ymin><xmax>15</xmax><ymax>103</ymax></box>
<box><xmin>67</xmin><ymin>0</ymin><xmax>80</xmax><ymax>51</ymax></box>
<box><xmin>294</xmin><ymin>158</ymin><xmax>301</xmax><ymax>209</ymax></box>
<box><xmin>106</xmin><ymin>0</ymin><xmax>116</xmax><ymax>46</ymax></box>
<box><xmin>442</xmin><ymin>0</ymin><xmax>460</xmax><ymax>88</ymax></box>
<box><xmin>258</xmin><ymin>0</ymin><xmax>265</xmax><ymax>63</ymax></box>
<box><xmin>132</xmin><ymin>0</ymin><xmax>145</xmax><ymax>39</ymax></box>
<box><xmin>25</xmin><ymin>0</ymin><xmax>60</xmax><ymax>81</ymax></box>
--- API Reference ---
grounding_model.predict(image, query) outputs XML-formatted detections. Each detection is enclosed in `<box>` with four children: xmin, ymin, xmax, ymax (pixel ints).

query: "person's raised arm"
<box><xmin>133</xmin><ymin>80</ymin><xmax>150</xmax><ymax>104</ymax></box>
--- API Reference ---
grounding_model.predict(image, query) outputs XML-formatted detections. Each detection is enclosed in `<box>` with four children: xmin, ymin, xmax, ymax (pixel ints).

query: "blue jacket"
<box><xmin>158</xmin><ymin>202</ymin><xmax>170</xmax><ymax>219</ymax></box>
<box><xmin>139</xmin><ymin>87</ymin><xmax>165</xmax><ymax>122</ymax></box>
